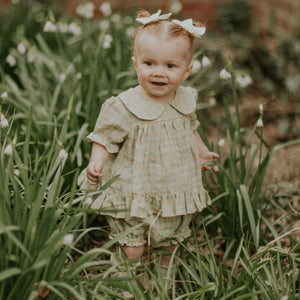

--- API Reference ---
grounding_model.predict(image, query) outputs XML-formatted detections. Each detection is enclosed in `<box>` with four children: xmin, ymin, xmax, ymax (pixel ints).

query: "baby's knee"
<box><xmin>122</xmin><ymin>245</ymin><xmax>144</xmax><ymax>261</ymax></box>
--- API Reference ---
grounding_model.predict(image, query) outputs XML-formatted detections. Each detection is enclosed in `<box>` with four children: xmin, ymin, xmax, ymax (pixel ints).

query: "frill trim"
<box><xmin>90</xmin><ymin>189</ymin><xmax>211</xmax><ymax>218</ymax></box>
<box><xmin>86</xmin><ymin>133</ymin><xmax>119</xmax><ymax>154</ymax></box>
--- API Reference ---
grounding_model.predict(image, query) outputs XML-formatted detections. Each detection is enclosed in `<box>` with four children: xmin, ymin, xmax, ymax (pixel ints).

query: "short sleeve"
<box><xmin>87</xmin><ymin>97</ymin><xmax>129</xmax><ymax>153</ymax></box>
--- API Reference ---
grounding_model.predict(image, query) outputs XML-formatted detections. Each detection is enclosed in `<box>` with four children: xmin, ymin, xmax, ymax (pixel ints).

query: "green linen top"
<box><xmin>80</xmin><ymin>85</ymin><xmax>210</xmax><ymax>218</ymax></box>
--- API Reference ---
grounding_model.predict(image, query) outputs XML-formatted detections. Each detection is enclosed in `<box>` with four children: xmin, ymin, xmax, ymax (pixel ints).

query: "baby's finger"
<box><xmin>211</xmin><ymin>152</ymin><xmax>219</xmax><ymax>160</ymax></box>
<box><xmin>213</xmin><ymin>165</ymin><xmax>219</xmax><ymax>172</ymax></box>
<box><xmin>201</xmin><ymin>165</ymin><xmax>210</xmax><ymax>171</ymax></box>
<box><xmin>87</xmin><ymin>176</ymin><xmax>99</xmax><ymax>185</ymax></box>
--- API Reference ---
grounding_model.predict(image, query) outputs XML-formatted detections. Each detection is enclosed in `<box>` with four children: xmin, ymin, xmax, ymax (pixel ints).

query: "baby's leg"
<box><xmin>150</xmin><ymin>214</ymin><xmax>193</xmax><ymax>266</ymax></box>
<box><xmin>121</xmin><ymin>245</ymin><xmax>144</xmax><ymax>261</ymax></box>
<box><xmin>106</xmin><ymin>216</ymin><xmax>146</xmax><ymax>260</ymax></box>
<box><xmin>161</xmin><ymin>245</ymin><xmax>178</xmax><ymax>267</ymax></box>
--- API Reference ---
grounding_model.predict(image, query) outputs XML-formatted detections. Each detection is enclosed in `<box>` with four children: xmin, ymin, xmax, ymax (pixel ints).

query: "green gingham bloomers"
<box><xmin>79</xmin><ymin>85</ymin><xmax>210</xmax><ymax>219</ymax></box>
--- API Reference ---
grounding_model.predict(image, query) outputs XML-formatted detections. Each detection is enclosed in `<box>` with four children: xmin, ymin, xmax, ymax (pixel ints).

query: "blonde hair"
<box><xmin>135</xmin><ymin>9</ymin><xmax>205</xmax><ymax>51</ymax></box>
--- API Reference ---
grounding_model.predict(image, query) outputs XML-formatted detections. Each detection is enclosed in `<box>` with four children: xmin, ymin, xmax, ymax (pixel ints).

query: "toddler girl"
<box><xmin>79</xmin><ymin>9</ymin><xmax>219</xmax><ymax>271</ymax></box>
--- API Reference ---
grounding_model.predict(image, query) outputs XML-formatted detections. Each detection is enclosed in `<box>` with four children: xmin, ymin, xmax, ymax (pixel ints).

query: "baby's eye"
<box><xmin>144</xmin><ymin>61</ymin><xmax>153</xmax><ymax>66</ymax></box>
<box><xmin>167</xmin><ymin>63</ymin><xmax>176</xmax><ymax>68</ymax></box>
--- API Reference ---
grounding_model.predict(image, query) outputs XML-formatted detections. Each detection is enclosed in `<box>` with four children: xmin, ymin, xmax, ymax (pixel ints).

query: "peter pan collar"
<box><xmin>117</xmin><ymin>86</ymin><xmax>197</xmax><ymax>120</ymax></box>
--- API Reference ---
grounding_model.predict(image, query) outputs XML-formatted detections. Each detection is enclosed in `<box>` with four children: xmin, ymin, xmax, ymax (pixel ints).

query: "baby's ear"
<box><xmin>132</xmin><ymin>56</ymin><xmax>137</xmax><ymax>69</ymax></box>
<box><xmin>183</xmin><ymin>64</ymin><xmax>193</xmax><ymax>81</ymax></box>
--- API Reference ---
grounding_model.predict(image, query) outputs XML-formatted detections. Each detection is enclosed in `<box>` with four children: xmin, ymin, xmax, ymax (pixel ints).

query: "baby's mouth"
<box><xmin>151</xmin><ymin>81</ymin><xmax>167</xmax><ymax>86</ymax></box>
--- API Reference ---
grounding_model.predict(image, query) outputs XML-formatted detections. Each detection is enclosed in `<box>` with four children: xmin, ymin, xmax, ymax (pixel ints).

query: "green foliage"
<box><xmin>0</xmin><ymin>1</ymin><xmax>299</xmax><ymax>298</ymax></box>
<box><xmin>216</xmin><ymin>0</ymin><xmax>300</xmax><ymax>101</ymax></box>
<box><xmin>201</xmin><ymin>59</ymin><xmax>300</xmax><ymax>250</ymax></box>
<box><xmin>217</xmin><ymin>0</ymin><xmax>251</xmax><ymax>35</ymax></box>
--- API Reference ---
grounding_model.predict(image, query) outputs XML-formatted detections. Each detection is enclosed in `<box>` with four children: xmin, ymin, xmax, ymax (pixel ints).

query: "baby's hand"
<box><xmin>86</xmin><ymin>161</ymin><xmax>104</xmax><ymax>185</ymax></box>
<box><xmin>199</xmin><ymin>151</ymin><xmax>219</xmax><ymax>172</ymax></box>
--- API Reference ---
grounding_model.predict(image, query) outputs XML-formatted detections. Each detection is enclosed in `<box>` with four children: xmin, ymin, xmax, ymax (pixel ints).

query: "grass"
<box><xmin>0</xmin><ymin>1</ymin><xmax>299</xmax><ymax>299</ymax></box>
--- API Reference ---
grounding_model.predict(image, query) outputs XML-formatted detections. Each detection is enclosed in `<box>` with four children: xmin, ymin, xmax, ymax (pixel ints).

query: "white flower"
<box><xmin>99</xmin><ymin>19</ymin><xmax>110</xmax><ymax>30</ymax></box>
<box><xmin>259</xmin><ymin>103</ymin><xmax>264</xmax><ymax>112</ymax></box>
<box><xmin>44</xmin><ymin>21</ymin><xmax>57</xmax><ymax>32</ymax></box>
<box><xmin>201</xmin><ymin>56</ymin><xmax>211</xmax><ymax>67</ymax></box>
<box><xmin>76</xmin><ymin>2</ymin><xmax>95</xmax><ymax>19</ymax></box>
<box><xmin>4</xmin><ymin>144</ymin><xmax>13</xmax><ymax>155</ymax></box>
<box><xmin>1</xmin><ymin>113</ymin><xmax>9</xmax><ymax>128</ymax></box>
<box><xmin>169</xmin><ymin>0</ymin><xmax>182</xmax><ymax>14</ymax></box>
<box><xmin>99</xmin><ymin>2</ymin><xmax>112</xmax><ymax>16</ymax></box>
<box><xmin>111</xmin><ymin>13</ymin><xmax>121</xmax><ymax>23</ymax></box>
<box><xmin>257</xmin><ymin>119</ymin><xmax>263</xmax><ymax>127</ymax></box>
<box><xmin>219</xmin><ymin>69</ymin><xmax>231</xmax><ymax>80</ymax></box>
<box><xmin>58</xmin><ymin>149</ymin><xmax>68</xmax><ymax>160</ymax></box>
<box><xmin>1</xmin><ymin>91</ymin><xmax>8</xmax><ymax>99</ymax></box>
<box><xmin>63</xmin><ymin>233</ymin><xmax>74</xmax><ymax>246</ymax></box>
<box><xmin>208</xmin><ymin>97</ymin><xmax>216</xmax><ymax>106</ymax></box>
<box><xmin>59</xmin><ymin>73</ymin><xmax>66</xmax><ymax>82</ymax></box>
<box><xmin>76</xmin><ymin>73</ymin><xmax>82</xmax><ymax>79</ymax></box>
<box><xmin>69</xmin><ymin>22</ymin><xmax>82</xmax><ymax>36</ymax></box>
<box><xmin>103</xmin><ymin>34</ymin><xmax>113</xmax><ymax>49</ymax></box>
<box><xmin>11</xmin><ymin>0</ymin><xmax>20</xmax><ymax>4</ymax></box>
<box><xmin>27</xmin><ymin>51</ymin><xmax>36</xmax><ymax>63</ymax></box>
<box><xmin>57</xmin><ymin>22</ymin><xmax>69</xmax><ymax>33</ymax></box>
<box><xmin>123</xmin><ymin>16</ymin><xmax>133</xmax><ymax>25</ymax></box>
<box><xmin>66</xmin><ymin>63</ymin><xmax>75</xmax><ymax>74</ymax></box>
<box><xmin>6</xmin><ymin>54</ymin><xmax>16</xmax><ymax>67</ymax></box>
<box><xmin>236</xmin><ymin>74</ymin><xmax>252</xmax><ymax>88</ymax></box>
<box><xmin>14</xmin><ymin>169</ymin><xmax>20</xmax><ymax>177</ymax></box>
<box><xmin>126</xmin><ymin>26</ymin><xmax>135</xmax><ymax>37</ymax></box>
<box><xmin>17</xmin><ymin>42</ymin><xmax>26</xmax><ymax>54</ymax></box>
<box><xmin>83</xmin><ymin>197</ymin><xmax>93</xmax><ymax>206</ymax></box>
<box><xmin>218</xmin><ymin>139</ymin><xmax>225</xmax><ymax>147</ymax></box>
<box><xmin>191</xmin><ymin>59</ymin><xmax>201</xmax><ymax>74</ymax></box>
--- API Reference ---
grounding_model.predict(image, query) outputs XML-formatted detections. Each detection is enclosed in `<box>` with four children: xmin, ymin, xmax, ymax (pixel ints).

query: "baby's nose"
<box><xmin>152</xmin><ymin>66</ymin><xmax>165</xmax><ymax>76</ymax></box>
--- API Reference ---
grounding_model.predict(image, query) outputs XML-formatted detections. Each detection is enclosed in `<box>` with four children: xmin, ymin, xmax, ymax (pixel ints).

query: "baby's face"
<box><xmin>133</xmin><ymin>31</ymin><xmax>192</xmax><ymax>103</ymax></box>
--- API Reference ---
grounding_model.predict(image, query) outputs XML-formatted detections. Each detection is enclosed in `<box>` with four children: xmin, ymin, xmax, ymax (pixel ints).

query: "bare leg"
<box><xmin>121</xmin><ymin>245</ymin><xmax>145</xmax><ymax>261</ymax></box>
<box><xmin>161</xmin><ymin>245</ymin><xmax>178</xmax><ymax>267</ymax></box>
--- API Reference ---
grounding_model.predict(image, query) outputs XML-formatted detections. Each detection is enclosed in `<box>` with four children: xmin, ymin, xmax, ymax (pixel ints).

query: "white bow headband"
<box><xmin>136</xmin><ymin>10</ymin><xmax>206</xmax><ymax>38</ymax></box>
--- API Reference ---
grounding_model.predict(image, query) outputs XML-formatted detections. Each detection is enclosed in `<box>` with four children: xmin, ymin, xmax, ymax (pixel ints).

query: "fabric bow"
<box><xmin>136</xmin><ymin>9</ymin><xmax>172</xmax><ymax>25</ymax></box>
<box><xmin>172</xmin><ymin>19</ymin><xmax>206</xmax><ymax>38</ymax></box>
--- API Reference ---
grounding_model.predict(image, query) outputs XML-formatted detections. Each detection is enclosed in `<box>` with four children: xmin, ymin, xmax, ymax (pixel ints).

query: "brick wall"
<box><xmin>250</xmin><ymin>0</ymin><xmax>300</xmax><ymax>35</ymax></box>
<box><xmin>58</xmin><ymin>0</ymin><xmax>231</xmax><ymax>30</ymax></box>
<box><xmin>58</xmin><ymin>0</ymin><xmax>300</xmax><ymax>35</ymax></box>
<box><xmin>2</xmin><ymin>0</ymin><xmax>299</xmax><ymax>35</ymax></box>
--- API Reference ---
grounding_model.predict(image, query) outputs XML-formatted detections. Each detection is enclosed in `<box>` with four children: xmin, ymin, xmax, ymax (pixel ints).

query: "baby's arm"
<box><xmin>193</xmin><ymin>131</ymin><xmax>219</xmax><ymax>172</ymax></box>
<box><xmin>86</xmin><ymin>142</ymin><xmax>109</xmax><ymax>185</ymax></box>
